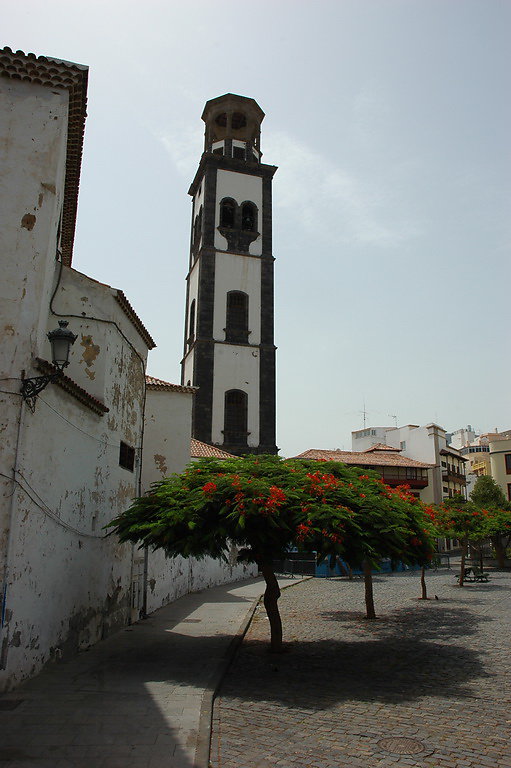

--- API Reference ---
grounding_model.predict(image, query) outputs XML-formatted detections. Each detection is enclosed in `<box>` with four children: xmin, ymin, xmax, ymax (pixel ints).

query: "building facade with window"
<box><xmin>489</xmin><ymin>436</ymin><xmax>511</xmax><ymax>502</ymax></box>
<box><xmin>352</xmin><ymin>423</ymin><xmax>467</xmax><ymax>504</ymax></box>
<box><xmin>295</xmin><ymin>444</ymin><xmax>432</xmax><ymax>500</ymax></box>
<box><xmin>181</xmin><ymin>94</ymin><xmax>277</xmax><ymax>456</ymax></box>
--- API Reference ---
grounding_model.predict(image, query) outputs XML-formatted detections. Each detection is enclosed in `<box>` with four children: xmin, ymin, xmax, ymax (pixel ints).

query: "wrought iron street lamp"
<box><xmin>21</xmin><ymin>321</ymin><xmax>78</xmax><ymax>411</ymax></box>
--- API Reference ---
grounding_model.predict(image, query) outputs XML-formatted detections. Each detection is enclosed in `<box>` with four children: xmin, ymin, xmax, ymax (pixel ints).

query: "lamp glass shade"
<box><xmin>47</xmin><ymin>321</ymin><xmax>77</xmax><ymax>369</ymax></box>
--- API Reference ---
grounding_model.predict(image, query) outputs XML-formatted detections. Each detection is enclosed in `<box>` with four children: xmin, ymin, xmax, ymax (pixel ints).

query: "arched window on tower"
<box><xmin>231</xmin><ymin>112</ymin><xmax>247</xmax><ymax>130</ymax></box>
<box><xmin>220</xmin><ymin>198</ymin><xmax>236</xmax><ymax>228</ymax></box>
<box><xmin>225</xmin><ymin>291</ymin><xmax>249</xmax><ymax>343</ymax></box>
<box><xmin>188</xmin><ymin>299</ymin><xmax>196</xmax><ymax>345</ymax></box>
<box><xmin>223</xmin><ymin>390</ymin><xmax>248</xmax><ymax>446</ymax></box>
<box><xmin>241</xmin><ymin>202</ymin><xmax>257</xmax><ymax>232</ymax></box>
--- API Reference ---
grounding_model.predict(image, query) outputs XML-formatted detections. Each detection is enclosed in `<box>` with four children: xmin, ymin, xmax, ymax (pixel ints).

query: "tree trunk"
<box><xmin>363</xmin><ymin>560</ymin><xmax>376</xmax><ymax>619</ymax></box>
<box><xmin>261</xmin><ymin>562</ymin><xmax>283</xmax><ymax>653</ymax></box>
<box><xmin>419</xmin><ymin>566</ymin><xmax>428</xmax><ymax>599</ymax></box>
<box><xmin>459</xmin><ymin>539</ymin><xmax>468</xmax><ymax>587</ymax></box>
<box><xmin>492</xmin><ymin>536</ymin><xmax>506</xmax><ymax>569</ymax></box>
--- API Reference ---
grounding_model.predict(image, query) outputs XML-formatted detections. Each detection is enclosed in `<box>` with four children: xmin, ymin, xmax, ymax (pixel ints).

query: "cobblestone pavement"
<box><xmin>211</xmin><ymin>570</ymin><xmax>511</xmax><ymax>768</ymax></box>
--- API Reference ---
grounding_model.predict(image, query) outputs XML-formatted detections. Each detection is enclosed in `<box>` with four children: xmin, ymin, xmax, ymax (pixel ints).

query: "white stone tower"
<box><xmin>181</xmin><ymin>94</ymin><xmax>277</xmax><ymax>455</ymax></box>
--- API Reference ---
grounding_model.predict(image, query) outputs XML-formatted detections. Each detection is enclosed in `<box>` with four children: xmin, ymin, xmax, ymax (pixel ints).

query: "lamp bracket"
<box><xmin>21</xmin><ymin>371</ymin><xmax>62</xmax><ymax>413</ymax></box>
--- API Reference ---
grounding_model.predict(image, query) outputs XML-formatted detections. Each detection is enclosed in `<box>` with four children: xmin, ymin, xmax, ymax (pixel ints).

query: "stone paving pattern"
<box><xmin>0</xmin><ymin>578</ymin><xmax>299</xmax><ymax>768</ymax></box>
<box><xmin>211</xmin><ymin>570</ymin><xmax>511</xmax><ymax>768</ymax></box>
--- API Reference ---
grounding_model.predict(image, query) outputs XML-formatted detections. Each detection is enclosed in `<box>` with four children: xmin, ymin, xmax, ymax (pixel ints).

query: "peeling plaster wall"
<box><xmin>0</xmin><ymin>72</ymin><xmax>150</xmax><ymax>689</ymax></box>
<box><xmin>0</xmin><ymin>79</ymin><xmax>69</xmax><ymax>589</ymax></box>
<box><xmin>141</xmin><ymin>388</ymin><xmax>256</xmax><ymax>615</ymax></box>
<box><xmin>0</xmin><ymin>261</ymin><xmax>149</xmax><ymax>690</ymax></box>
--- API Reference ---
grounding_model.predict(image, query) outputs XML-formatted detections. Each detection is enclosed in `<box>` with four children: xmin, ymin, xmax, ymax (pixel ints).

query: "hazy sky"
<box><xmin>5</xmin><ymin>0</ymin><xmax>510</xmax><ymax>456</ymax></box>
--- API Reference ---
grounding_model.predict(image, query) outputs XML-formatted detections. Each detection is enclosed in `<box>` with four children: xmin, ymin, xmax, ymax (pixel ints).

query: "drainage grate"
<box><xmin>378</xmin><ymin>737</ymin><xmax>426</xmax><ymax>755</ymax></box>
<box><xmin>181</xmin><ymin>619</ymin><xmax>202</xmax><ymax>623</ymax></box>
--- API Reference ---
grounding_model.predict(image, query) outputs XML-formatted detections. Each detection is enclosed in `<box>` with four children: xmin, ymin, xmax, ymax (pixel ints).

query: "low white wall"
<box><xmin>142</xmin><ymin>385</ymin><xmax>257</xmax><ymax>616</ymax></box>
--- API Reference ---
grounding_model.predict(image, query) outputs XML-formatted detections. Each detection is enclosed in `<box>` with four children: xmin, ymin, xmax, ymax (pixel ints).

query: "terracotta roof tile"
<box><xmin>294</xmin><ymin>448</ymin><xmax>432</xmax><ymax>469</ymax></box>
<box><xmin>0</xmin><ymin>47</ymin><xmax>88</xmax><ymax>268</ymax></box>
<box><xmin>146</xmin><ymin>375</ymin><xmax>196</xmax><ymax>394</ymax></box>
<box><xmin>115</xmin><ymin>291</ymin><xmax>156</xmax><ymax>350</ymax></box>
<box><xmin>190</xmin><ymin>439</ymin><xmax>237</xmax><ymax>459</ymax></box>
<box><xmin>36</xmin><ymin>358</ymin><xmax>108</xmax><ymax>416</ymax></box>
<box><xmin>363</xmin><ymin>443</ymin><xmax>401</xmax><ymax>453</ymax></box>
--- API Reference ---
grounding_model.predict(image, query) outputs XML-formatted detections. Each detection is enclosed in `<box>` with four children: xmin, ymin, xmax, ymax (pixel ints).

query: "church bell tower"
<box><xmin>181</xmin><ymin>94</ymin><xmax>277</xmax><ymax>455</ymax></box>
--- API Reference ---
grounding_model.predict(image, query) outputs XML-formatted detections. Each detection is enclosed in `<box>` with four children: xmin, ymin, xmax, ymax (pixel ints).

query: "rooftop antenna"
<box><xmin>360</xmin><ymin>400</ymin><xmax>367</xmax><ymax>428</ymax></box>
<box><xmin>388</xmin><ymin>414</ymin><xmax>398</xmax><ymax>427</ymax></box>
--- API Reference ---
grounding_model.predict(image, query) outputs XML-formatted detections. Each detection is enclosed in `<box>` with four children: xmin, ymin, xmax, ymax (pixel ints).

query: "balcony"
<box><xmin>380</xmin><ymin>469</ymin><xmax>429</xmax><ymax>489</ymax></box>
<box><xmin>442</xmin><ymin>469</ymin><xmax>466</xmax><ymax>485</ymax></box>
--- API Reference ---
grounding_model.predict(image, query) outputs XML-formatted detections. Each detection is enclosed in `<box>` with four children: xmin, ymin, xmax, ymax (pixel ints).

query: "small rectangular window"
<box><xmin>119</xmin><ymin>441</ymin><xmax>135</xmax><ymax>472</ymax></box>
<box><xmin>505</xmin><ymin>454</ymin><xmax>511</xmax><ymax>474</ymax></box>
<box><xmin>232</xmin><ymin>146</ymin><xmax>245</xmax><ymax>160</ymax></box>
<box><xmin>508</xmin><ymin>483</ymin><xmax>511</xmax><ymax>501</ymax></box>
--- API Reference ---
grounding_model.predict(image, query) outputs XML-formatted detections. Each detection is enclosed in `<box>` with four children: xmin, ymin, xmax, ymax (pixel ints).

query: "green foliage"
<box><xmin>109</xmin><ymin>455</ymin><xmax>436</xmax><ymax>569</ymax></box>
<box><xmin>435</xmin><ymin>495</ymin><xmax>492</xmax><ymax>543</ymax></box>
<box><xmin>470</xmin><ymin>475</ymin><xmax>508</xmax><ymax>509</ymax></box>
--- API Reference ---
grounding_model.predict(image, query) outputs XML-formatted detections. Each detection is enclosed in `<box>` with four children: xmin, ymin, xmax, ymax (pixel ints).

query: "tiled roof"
<box><xmin>294</xmin><ymin>448</ymin><xmax>432</xmax><ymax>469</ymax></box>
<box><xmin>36</xmin><ymin>358</ymin><xmax>108</xmax><ymax>416</ymax></box>
<box><xmin>146</xmin><ymin>375</ymin><xmax>196</xmax><ymax>394</ymax></box>
<box><xmin>440</xmin><ymin>447</ymin><xmax>468</xmax><ymax>462</ymax></box>
<box><xmin>0</xmin><ymin>47</ymin><xmax>88</xmax><ymax>268</ymax></box>
<box><xmin>190</xmin><ymin>439</ymin><xmax>237</xmax><ymax>459</ymax></box>
<box><xmin>115</xmin><ymin>292</ymin><xmax>156</xmax><ymax>350</ymax></box>
<box><xmin>363</xmin><ymin>443</ymin><xmax>401</xmax><ymax>453</ymax></box>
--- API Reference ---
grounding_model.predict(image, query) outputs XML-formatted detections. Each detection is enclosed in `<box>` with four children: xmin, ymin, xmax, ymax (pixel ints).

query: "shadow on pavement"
<box><xmin>218</xmin><ymin>602</ymin><xmax>490</xmax><ymax>708</ymax></box>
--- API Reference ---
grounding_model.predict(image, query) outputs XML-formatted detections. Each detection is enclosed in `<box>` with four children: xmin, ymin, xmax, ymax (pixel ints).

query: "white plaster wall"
<box><xmin>386</xmin><ymin>424</ymin><xmax>447</xmax><ymax>504</ymax></box>
<box><xmin>142</xmin><ymin>389</ymin><xmax>193</xmax><ymax>487</ymax></box>
<box><xmin>0</xmin><ymin>80</ymin><xmax>69</xmax><ymax>572</ymax></box>
<box><xmin>214</xmin><ymin>169</ymin><xmax>263</xmax><ymax>256</ymax></box>
<box><xmin>489</xmin><ymin>438</ymin><xmax>511</xmax><ymax>499</ymax></box>
<box><xmin>351</xmin><ymin>427</ymin><xmax>390</xmax><ymax>451</ymax></box>
<box><xmin>211</xmin><ymin>345</ymin><xmax>260</xmax><ymax>447</ymax></box>
<box><xmin>182</xmin><ymin>352</ymin><xmax>194</xmax><ymax>388</ymax></box>
<box><xmin>0</xmin><ymin>79</ymin><xmax>69</xmax><ymax>381</ymax></box>
<box><xmin>141</xmin><ymin>388</ymin><xmax>257</xmax><ymax>614</ymax></box>
<box><xmin>0</xmin><ymin>261</ymin><xmax>149</xmax><ymax>691</ymax></box>
<box><xmin>213</xmin><ymin>252</ymin><xmax>261</xmax><ymax>343</ymax></box>
<box><xmin>53</xmin><ymin>266</ymin><xmax>148</xmax><ymax>408</ymax></box>
<box><xmin>384</xmin><ymin>425</ymin><xmax>440</xmax><ymax>464</ymax></box>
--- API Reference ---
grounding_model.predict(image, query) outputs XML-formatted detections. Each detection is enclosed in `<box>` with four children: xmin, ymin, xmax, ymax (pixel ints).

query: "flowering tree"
<box><xmin>470</xmin><ymin>476</ymin><xmax>511</xmax><ymax>568</ymax></box>
<box><xmin>109</xmin><ymin>455</ymin><xmax>436</xmax><ymax>650</ymax></box>
<box><xmin>435</xmin><ymin>496</ymin><xmax>491</xmax><ymax>586</ymax></box>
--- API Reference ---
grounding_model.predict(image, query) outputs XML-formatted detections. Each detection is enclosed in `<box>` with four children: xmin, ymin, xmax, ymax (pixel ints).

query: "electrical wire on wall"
<box><xmin>0</xmin><ymin>470</ymin><xmax>109</xmax><ymax>540</ymax></box>
<box><xmin>49</xmin><ymin>252</ymin><xmax>150</xmax><ymax>617</ymax></box>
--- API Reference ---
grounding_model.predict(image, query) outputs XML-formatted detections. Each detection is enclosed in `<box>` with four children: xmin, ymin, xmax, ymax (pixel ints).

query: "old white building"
<box><xmin>0</xmin><ymin>49</ymin><xmax>256</xmax><ymax>691</ymax></box>
<box><xmin>0</xmin><ymin>48</ymin><xmax>156</xmax><ymax>689</ymax></box>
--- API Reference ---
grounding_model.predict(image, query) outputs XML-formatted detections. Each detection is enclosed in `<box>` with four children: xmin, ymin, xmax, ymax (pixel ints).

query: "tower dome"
<box><xmin>202</xmin><ymin>93</ymin><xmax>265</xmax><ymax>163</ymax></box>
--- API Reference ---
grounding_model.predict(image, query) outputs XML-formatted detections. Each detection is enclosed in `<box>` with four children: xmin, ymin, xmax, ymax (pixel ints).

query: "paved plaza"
<box><xmin>211</xmin><ymin>570</ymin><xmax>511</xmax><ymax>768</ymax></box>
<box><xmin>0</xmin><ymin>577</ymin><xmax>299</xmax><ymax>768</ymax></box>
